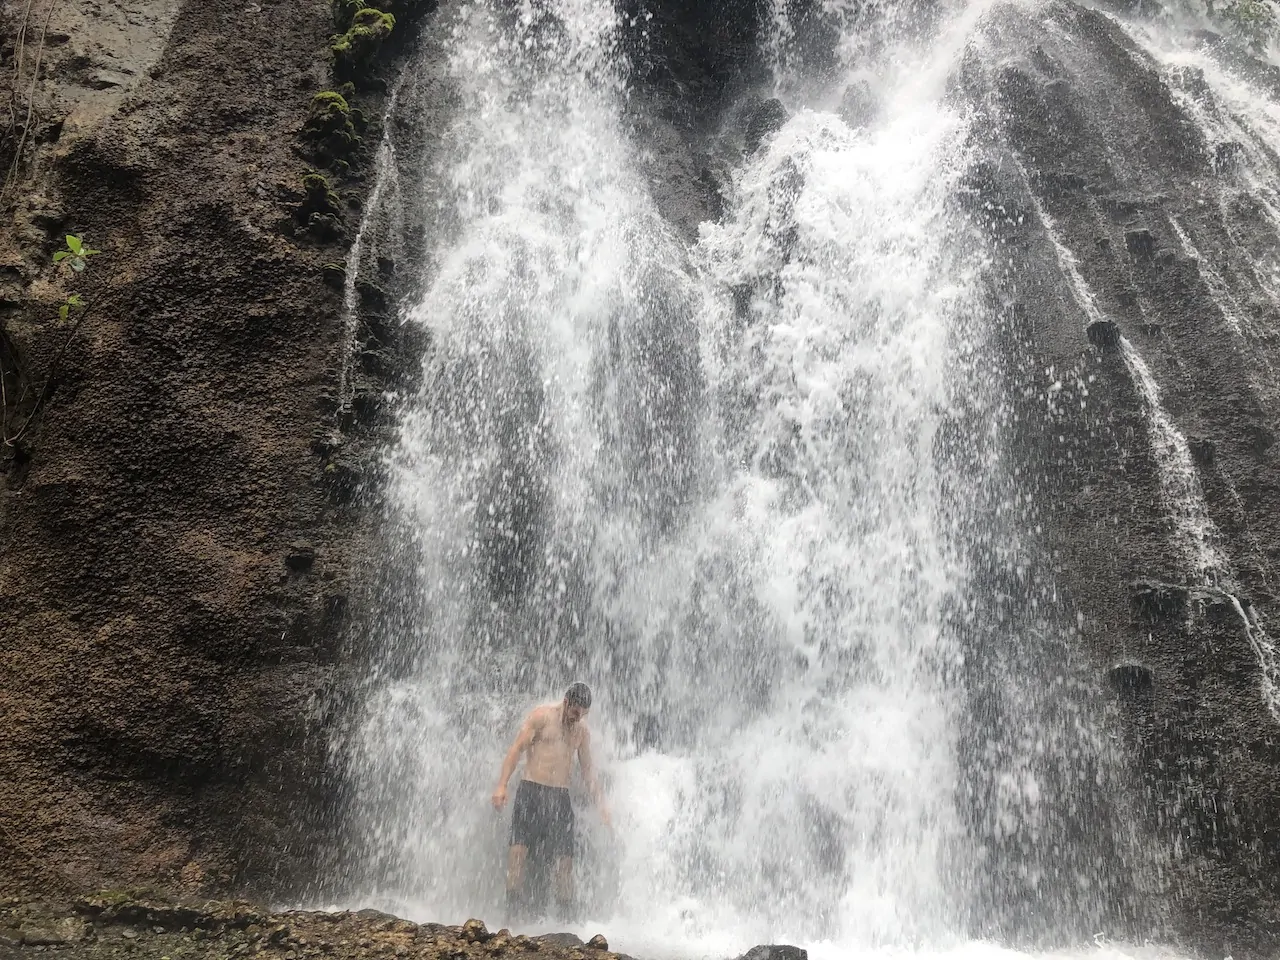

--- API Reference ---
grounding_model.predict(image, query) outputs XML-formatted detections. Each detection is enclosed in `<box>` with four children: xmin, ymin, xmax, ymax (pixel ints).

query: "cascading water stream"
<box><xmin>1111</xmin><ymin>14</ymin><xmax>1280</xmax><ymax>414</ymax></box>
<box><xmin>338</xmin><ymin>85</ymin><xmax>406</xmax><ymax>420</ymax></box>
<box><xmin>347</xmin><ymin>0</ymin><xmax>706</xmax><ymax>924</ymax></box>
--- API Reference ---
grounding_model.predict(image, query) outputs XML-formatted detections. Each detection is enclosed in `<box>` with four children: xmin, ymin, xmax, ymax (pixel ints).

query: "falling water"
<box><xmin>338</xmin><ymin>87</ymin><xmax>406</xmax><ymax>420</ymax></box>
<box><xmin>1116</xmin><ymin>339</ymin><xmax>1228</xmax><ymax>584</ymax></box>
<box><xmin>346</xmin><ymin>0</ymin><xmax>705</xmax><ymax>925</ymax></box>
<box><xmin>343</xmin><ymin>0</ymin><xmax>1211</xmax><ymax>955</ymax></box>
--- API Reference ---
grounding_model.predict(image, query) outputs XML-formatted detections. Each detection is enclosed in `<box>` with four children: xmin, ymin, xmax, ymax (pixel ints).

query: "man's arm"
<box><xmin>492</xmin><ymin>711</ymin><xmax>538</xmax><ymax>810</ymax></box>
<box><xmin>577</xmin><ymin>728</ymin><xmax>611</xmax><ymax>826</ymax></box>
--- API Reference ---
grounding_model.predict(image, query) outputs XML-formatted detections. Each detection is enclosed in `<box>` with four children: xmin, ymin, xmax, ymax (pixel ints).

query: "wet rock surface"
<box><xmin>961</xmin><ymin>1</ymin><xmax>1280</xmax><ymax>954</ymax></box>
<box><xmin>2</xmin><ymin>0</ymin><xmax>1280</xmax><ymax>955</ymax></box>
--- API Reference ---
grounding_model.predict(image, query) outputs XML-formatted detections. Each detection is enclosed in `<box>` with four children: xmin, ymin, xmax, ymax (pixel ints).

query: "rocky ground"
<box><xmin>0</xmin><ymin>894</ymin><xmax>642</xmax><ymax>960</ymax></box>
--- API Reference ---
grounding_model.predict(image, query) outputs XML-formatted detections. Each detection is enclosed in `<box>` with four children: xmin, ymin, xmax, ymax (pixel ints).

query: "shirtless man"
<box><xmin>491</xmin><ymin>682</ymin><xmax>610</xmax><ymax>919</ymax></box>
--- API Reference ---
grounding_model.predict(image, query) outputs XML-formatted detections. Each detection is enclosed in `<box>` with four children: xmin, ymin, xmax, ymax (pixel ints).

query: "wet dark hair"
<box><xmin>565</xmin><ymin>682</ymin><xmax>592</xmax><ymax>709</ymax></box>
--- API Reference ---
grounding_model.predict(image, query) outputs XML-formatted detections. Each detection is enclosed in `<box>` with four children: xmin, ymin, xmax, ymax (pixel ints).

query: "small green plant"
<box><xmin>2</xmin><ymin>234</ymin><xmax>111</xmax><ymax>446</ymax></box>
<box><xmin>53</xmin><ymin>235</ymin><xmax>98</xmax><ymax>325</ymax></box>
<box><xmin>57</xmin><ymin>294</ymin><xmax>84</xmax><ymax>325</ymax></box>
<box><xmin>53</xmin><ymin>234</ymin><xmax>101</xmax><ymax>273</ymax></box>
<box><xmin>53</xmin><ymin>236</ymin><xmax>100</xmax><ymax>326</ymax></box>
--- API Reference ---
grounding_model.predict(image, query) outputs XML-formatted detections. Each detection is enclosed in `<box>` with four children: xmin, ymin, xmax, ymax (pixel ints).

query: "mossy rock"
<box><xmin>303</xmin><ymin>91</ymin><xmax>361</xmax><ymax>165</ymax></box>
<box><xmin>298</xmin><ymin>173</ymin><xmax>345</xmax><ymax>241</ymax></box>
<box><xmin>301</xmin><ymin>172</ymin><xmax>341</xmax><ymax>214</ymax></box>
<box><xmin>308</xmin><ymin>213</ymin><xmax>345</xmax><ymax>243</ymax></box>
<box><xmin>355</xmin><ymin>278</ymin><xmax>389</xmax><ymax>311</ymax></box>
<box><xmin>331</xmin><ymin>8</ymin><xmax>396</xmax><ymax>83</ymax></box>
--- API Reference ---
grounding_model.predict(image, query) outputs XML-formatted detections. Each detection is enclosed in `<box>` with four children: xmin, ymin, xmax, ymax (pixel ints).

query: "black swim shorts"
<box><xmin>510</xmin><ymin>780</ymin><xmax>575</xmax><ymax>858</ymax></box>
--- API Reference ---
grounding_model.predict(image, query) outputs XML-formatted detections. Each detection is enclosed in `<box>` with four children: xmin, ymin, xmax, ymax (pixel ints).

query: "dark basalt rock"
<box><xmin>285</xmin><ymin>542</ymin><xmax>316</xmax><ymax>572</ymax></box>
<box><xmin>1107</xmin><ymin>662</ymin><xmax>1154</xmax><ymax>696</ymax></box>
<box><xmin>1189</xmin><ymin>436</ymin><xmax>1216</xmax><ymax>466</ymax></box>
<box><xmin>1130</xmin><ymin>580</ymin><xmax>1241</xmax><ymax>623</ymax></box>
<box><xmin>1131</xmin><ymin>580</ymin><xmax>1191</xmax><ymax>620</ymax></box>
<box><xmin>1124</xmin><ymin>228</ymin><xmax>1156</xmax><ymax>259</ymax></box>
<box><xmin>1214</xmin><ymin>140</ymin><xmax>1243</xmax><ymax>172</ymax></box>
<box><xmin>1086</xmin><ymin>319</ymin><xmax>1121</xmax><ymax>350</ymax></box>
<box><xmin>538</xmin><ymin>933</ymin><xmax>585</xmax><ymax>948</ymax></box>
<box><xmin>737</xmin><ymin>946</ymin><xmax>808</xmax><ymax>960</ymax></box>
<box><xmin>744</xmin><ymin>98</ymin><xmax>789</xmax><ymax>154</ymax></box>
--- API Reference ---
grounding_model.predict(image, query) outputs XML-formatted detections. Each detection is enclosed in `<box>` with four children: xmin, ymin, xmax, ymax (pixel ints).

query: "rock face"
<box><xmin>957</xmin><ymin>2</ymin><xmax>1280</xmax><ymax>954</ymax></box>
<box><xmin>0</xmin><ymin>0</ymin><xmax>383</xmax><ymax>898</ymax></box>
<box><xmin>736</xmin><ymin>947</ymin><xmax>808</xmax><ymax>960</ymax></box>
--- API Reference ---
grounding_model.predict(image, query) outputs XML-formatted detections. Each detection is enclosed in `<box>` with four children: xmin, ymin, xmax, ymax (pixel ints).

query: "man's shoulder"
<box><xmin>529</xmin><ymin>703</ymin><xmax>556</xmax><ymax>722</ymax></box>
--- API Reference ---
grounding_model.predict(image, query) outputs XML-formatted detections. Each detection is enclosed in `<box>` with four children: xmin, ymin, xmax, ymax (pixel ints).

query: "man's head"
<box><xmin>562</xmin><ymin>681</ymin><xmax>592</xmax><ymax>724</ymax></box>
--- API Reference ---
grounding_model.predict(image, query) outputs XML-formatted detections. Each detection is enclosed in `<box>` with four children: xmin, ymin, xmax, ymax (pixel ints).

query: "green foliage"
<box><xmin>302</xmin><ymin>172</ymin><xmax>340</xmax><ymax>208</ymax></box>
<box><xmin>57</xmin><ymin>294</ymin><xmax>84</xmax><ymax>325</ymax></box>
<box><xmin>53</xmin><ymin>234</ymin><xmax>101</xmax><ymax>274</ymax></box>
<box><xmin>299</xmin><ymin>173</ymin><xmax>344</xmax><ymax>241</ymax></box>
<box><xmin>303</xmin><ymin>91</ymin><xmax>362</xmax><ymax>165</ymax></box>
<box><xmin>4</xmin><ymin>234</ymin><xmax>112</xmax><ymax>444</ymax></box>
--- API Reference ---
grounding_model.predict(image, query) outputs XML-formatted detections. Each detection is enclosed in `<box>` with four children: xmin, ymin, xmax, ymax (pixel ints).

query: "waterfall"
<box><xmin>346</xmin><ymin>0</ymin><xmax>705</xmax><ymax>923</ymax></box>
<box><xmin>340</xmin><ymin>0</ymin><xmax>1219</xmax><ymax>955</ymax></box>
<box><xmin>1117</xmin><ymin>18</ymin><xmax>1280</xmax><ymax>412</ymax></box>
<box><xmin>1097</xmin><ymin>15</ymin><xmax>1280</xmax><ymax>721</ymax></box>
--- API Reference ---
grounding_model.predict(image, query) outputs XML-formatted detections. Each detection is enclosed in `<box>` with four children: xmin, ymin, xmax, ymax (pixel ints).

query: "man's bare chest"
<box><xmin>532</xmin><ymin>726</ymin><xmax>578</xmax><ymax>756</ymax></box>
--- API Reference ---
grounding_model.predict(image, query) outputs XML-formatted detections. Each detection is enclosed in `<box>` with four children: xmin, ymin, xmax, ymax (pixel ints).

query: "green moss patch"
<box><xmin>303</xmin><ymin>91</ymin><xmax>362</xmax><ymax>165</ymax></box>
<box><xmin>331</xmin><ymin>7</ymin><xmax>396</xmax><ymax>83</ymax></box>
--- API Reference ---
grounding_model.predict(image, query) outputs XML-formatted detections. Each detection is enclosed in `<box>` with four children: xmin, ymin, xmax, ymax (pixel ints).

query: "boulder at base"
<box><xmin>737</xmin><ymin>945</ymin><xmax>808</xmax><ymax>960</ymax></box>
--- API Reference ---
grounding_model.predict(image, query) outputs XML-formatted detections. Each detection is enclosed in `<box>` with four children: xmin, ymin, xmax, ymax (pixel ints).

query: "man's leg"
<box><xmin>552</xmin><ymin>855</ymin><xmax>574</xmax><ymax>919</ymax></box>
<box><xmin>506</xmin><ymin>844</ymin><xmax>529</xmax><ymax>922</ymax></box>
